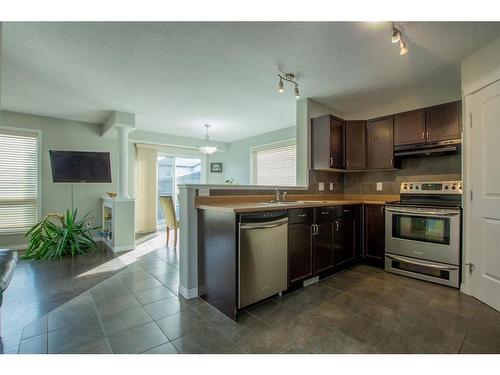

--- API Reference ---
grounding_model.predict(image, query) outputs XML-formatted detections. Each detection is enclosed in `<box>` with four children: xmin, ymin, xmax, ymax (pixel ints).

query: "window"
<box><xmin>252</xmin><ymin>140</ymin><xmax>296</xmax><ymax>186</ymax></box>
<box><xmin>0</xmin><ymin>129</ymin><xmax>39</xmax><ymax>234</ymax></box>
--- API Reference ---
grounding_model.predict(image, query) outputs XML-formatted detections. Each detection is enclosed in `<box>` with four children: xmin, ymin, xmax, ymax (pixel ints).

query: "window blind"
<box><xmin>253</xmin><ymin>143</ymin><xmax>296</xmax><ymax>186</ymax></box>
<box><xmin>0</xmin><ymin>130</ymin><xmax>39</xmax><ymax>234</ymax></box>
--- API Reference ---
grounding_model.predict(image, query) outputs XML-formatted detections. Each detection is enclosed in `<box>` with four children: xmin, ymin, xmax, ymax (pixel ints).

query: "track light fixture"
<box><xmin>277</xmin><ymin>73</ymin><xmax>300</xmax><ymax>99</ymax></box>
<box><xmin>391</xmin><ymin>22</ymin><xmax>408</xmax><ymax>56</ymax></box>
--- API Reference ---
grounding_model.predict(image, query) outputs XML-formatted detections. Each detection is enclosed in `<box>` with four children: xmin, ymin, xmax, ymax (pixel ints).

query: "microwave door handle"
<box><xmin>386</xmin><ymin>254</ymin><xmax>459</xmax><ymax>271</ymax></box>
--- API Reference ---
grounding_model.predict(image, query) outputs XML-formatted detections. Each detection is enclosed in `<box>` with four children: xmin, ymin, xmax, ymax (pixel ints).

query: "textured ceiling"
<box><xmin>2</xmin><ymin>22</ymin><xmax>500</xmax><ymax>142</ymax></box>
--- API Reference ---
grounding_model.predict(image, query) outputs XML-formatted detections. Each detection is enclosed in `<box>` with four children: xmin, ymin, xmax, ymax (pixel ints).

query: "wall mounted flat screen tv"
<box><xmin>50</xmin><ymin>150</ymin><xmax>112</xmax><ymax>183</ymax></box>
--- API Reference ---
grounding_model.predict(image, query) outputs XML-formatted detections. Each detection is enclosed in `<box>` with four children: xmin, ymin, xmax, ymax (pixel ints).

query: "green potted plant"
<box><xmin>22</xmin><ymin>209</ymin><xmax>99</xmax><ymax>260</ymax></box>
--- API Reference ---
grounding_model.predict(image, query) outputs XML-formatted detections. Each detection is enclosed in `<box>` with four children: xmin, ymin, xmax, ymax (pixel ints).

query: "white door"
<box><xmin>465</xmin><ymin>79</ymin><xmax>500</xmax><ymax>311</ymax></box>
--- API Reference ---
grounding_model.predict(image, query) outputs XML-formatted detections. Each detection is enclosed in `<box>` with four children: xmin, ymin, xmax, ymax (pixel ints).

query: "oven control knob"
<box><xmin>444</xmin><ymin>185</ymin><xmax>449</xmax><ymax>190</ymax></box>
<box><xmin>415</xmin><ymin>186</ymin><xmax>419</xmax><ymax>190</ymax></box>
<box><xmin>451</xmin><ymin>185</ymin><xmax>456</xmax><ymax>190</ymax></box>
<box><xmin>409</xmin><ymin>184</ymin><xmax>413</xmax><ymax>189</ymax></box>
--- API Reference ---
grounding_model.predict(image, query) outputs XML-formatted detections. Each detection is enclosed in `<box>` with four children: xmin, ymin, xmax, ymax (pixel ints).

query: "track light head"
<box><xmin>294</xmin><ymin>85</ymin><xmax>300</xmax><ymax>99</ymax></box>
<box><xmin>391</xmin><ymin>27</ymin><xmax>401</xmax><ymax>44</ymax></box>
<box><xmin>278</xmin><ymin>77</ymin><xmax>284</xmax><ymax>93</ymax></box>
<box><xmin>399</xmin><ymin>40</ymin><xmax>408</xmax><ymax>55</ymax></box>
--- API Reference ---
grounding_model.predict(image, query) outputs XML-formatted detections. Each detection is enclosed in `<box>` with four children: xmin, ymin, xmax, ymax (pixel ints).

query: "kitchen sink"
<box><xmin>256</xmin><ymin>201</ymin><xmax>305</xmax><ymax>206</ymax></box>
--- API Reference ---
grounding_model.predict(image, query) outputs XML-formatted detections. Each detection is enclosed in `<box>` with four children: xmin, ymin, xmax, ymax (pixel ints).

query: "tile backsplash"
<box><xmin>344</xmin><ymin>154</ymin><xmax>461</xmax><ymax>195</ymax></box>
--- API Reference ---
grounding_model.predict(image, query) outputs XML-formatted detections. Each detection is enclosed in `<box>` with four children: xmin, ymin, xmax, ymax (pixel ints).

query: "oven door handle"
<box><xmin>386</xmin><ymin>254</ymin><xmax>459</xmax><ymax>271</ymax></box>
<box><xmin>385</xmin><ymin>207</ymin><xmax>460</xmax><ymax>217</ymax></box>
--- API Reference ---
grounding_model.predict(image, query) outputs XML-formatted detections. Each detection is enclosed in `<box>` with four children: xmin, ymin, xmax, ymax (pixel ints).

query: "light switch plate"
<box><xmin>319</xmin><ymin>182</ymin><xmax>325</xmax><ymax>191</ymax></box>
<box><xmin>376</xmin><ymin>182</ymin><xmax>383</xmax><ymax>191</ymax></box>
<box><xmin>199</xmin><ymin>188</ymin><xmax>210</xmax><ymax>196</ymax></box>
<box><xmin>329</xmin><ymin>182</ymin><xmax>334</xmax><ymax>191</ymax></box>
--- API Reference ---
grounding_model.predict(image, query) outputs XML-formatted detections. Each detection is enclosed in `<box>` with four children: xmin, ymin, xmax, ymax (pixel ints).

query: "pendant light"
<box><xmin>198</xmin><ymin>124</ymin><xmax>217</xmax><ymax>155</ymax></box>
<box><xmin>277</xmin><ymin>73</ymin><xmax>300</xmax><ymax>99</ymax></box>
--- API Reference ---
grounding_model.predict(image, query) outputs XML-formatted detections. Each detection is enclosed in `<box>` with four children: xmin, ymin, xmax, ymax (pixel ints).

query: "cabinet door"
<box><xmin>314</xmin><ymin>222</ymin><xmax>334</xmax><ymax>274</ymax></box>
<box><xmin>333</xmin><ymin>217</ymin><xmax>357</xmax><ymax>269</ymax></box>
<box><xmin>329</xmin><ymin>117</ymin><xmax>344</xmax><ymax>169</ymax></box>
<box><xmin>367</xmin><ymin>116</ymin><xmax>394</xmax><ymax>169</ymax></box>
<box><xmin>288</xmin><ymin>223</ymin><xmax>313</xmax><ymax>285</ymax></box>
<box><xmin>426</xmin><ymin>101</ymin><xmax>462</xmax><ymax>142</ymax></box>
<box><xmin>364</xmin><ymin>205</ymin><xmax>385</xmax><ymax>267</ymax></box>
<box><xmin>394</xmin><ymin>109</ymin><xmax>426</xmax><ymax>146</ymax></box>
<box><xmin>345</xmin><ymin>121</ymin><xmax>367</xmax><ymax>170</ymax></box>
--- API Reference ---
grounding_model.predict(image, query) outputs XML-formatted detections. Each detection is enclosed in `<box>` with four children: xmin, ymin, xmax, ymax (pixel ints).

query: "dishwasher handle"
<box><xmin>239</xmin><ymin>218</ymin><xmax>288</xmax><ymax>230</ymax></box>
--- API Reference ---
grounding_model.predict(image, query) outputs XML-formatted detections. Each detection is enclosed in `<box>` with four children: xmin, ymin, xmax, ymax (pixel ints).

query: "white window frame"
<box><xmin>0</xmin><ymin>126</ymin><xmax>42</xmax><ymax>235</ymax></box>
<box><xmin>250</xmin><ymin>138</ymin><xmax>297</xmax><ymax>186</ymax></box>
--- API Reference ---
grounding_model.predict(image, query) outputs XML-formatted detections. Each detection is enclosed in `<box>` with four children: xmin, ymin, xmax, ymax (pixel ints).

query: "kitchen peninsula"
<box><xmin>196</xmin><ymin>194</ymin><xmax>395</xmax><ymax>320</ymax></box>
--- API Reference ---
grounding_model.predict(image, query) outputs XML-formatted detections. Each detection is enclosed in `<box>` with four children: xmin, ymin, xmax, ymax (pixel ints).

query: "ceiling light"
<box><xmin>198</xmin><ymin>124</ymin><xmax>217</xmax><ymax>155</ymax></box>
<box><xmin>277</xmin><ymin>73</ymin><xmax>300</xmax><ymax>99</ymax></box>
<box><xmin>399</xmin><ymin>40</ymin><xmax>409</xmax><ymax>55</ymax></box>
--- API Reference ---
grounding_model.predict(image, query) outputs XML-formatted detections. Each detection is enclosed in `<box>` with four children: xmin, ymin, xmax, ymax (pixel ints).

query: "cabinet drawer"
<box><xmin>339</xmin><ymin>205</ymin><xmax>356</xmax><ymax>219</ymax></box>
<box><xmin>288</xmin><ymin>208</ymin><xmax>313</xmax><ymax>224</ymax></box>
<box><xmin>314</xmin><ymin>207</ymin><xmax>336</xmax><ymax>223</ymax></box>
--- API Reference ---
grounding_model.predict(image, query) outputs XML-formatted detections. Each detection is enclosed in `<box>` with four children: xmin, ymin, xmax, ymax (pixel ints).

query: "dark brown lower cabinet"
<box><xmin>288</xmin><ymin>222</ymin><xmax>313</xmax><ymax>284</ymax></box>
<box><xmin>364</xmin><ymin>204</ymin><xmax>385</xmax><ymax>268</ymax></box>
<box><xmin>313</xmin><ymin>221</ymin><xmax>334</xmax><ymax>274</ymax></box>
<box><xmin>333</xmin><ymin>212</ymin><xmax>357</xmax><ymax>269</ymax></box>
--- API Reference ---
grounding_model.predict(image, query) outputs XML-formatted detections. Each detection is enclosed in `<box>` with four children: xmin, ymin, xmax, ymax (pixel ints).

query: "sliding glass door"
<box><xmin>157</xmin><ymin>155</ymin><xmax>202</xmax><ymax>228</ymax></box>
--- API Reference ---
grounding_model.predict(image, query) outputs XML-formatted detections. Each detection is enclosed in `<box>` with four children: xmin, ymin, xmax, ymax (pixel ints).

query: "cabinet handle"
<box><xmin>346</xmin><ymin>160</ymin><xmax>350</xmax><ymax>168</ymax></box>
<box><xmin>390</xmin><ymin>158</ymin><xmax>393</xmax><ymax>166</ymax></box>
<box><xmin>343</xmin><ymin>209</ymin><xmax>351</xmax><ymax>213</ymax></box>
<box><xmin>330</xmin><ymin>157</ymin><xmax>333</xmax><ymax>166</ymax></box>
<box><xmin>426</xmin><ymin>131</ymin><xmax>429</xmax><ymax>140</ymax></box>
<box><xmin>298</xmin><ymin>214</ymin><xmax>307</xmax><ymax>217</ymax></box>
<box><xmin>335</xmin><ymin>220</ymin><xmax>339</xmax><ymax>231</ymax></box>
<box><xmin>422</xmin><ymin>131</ymin><xmax>425</xmax><ymax>139</ymax></box>
<box><xmin>311</xmin><ymin>224</ymin><xmax>315</xmax><ymax>236</ymax></box>
<box><xmin>321</xmin><ymin>211</ymin><xmax>330</xmax><ymax>215</ymax></box>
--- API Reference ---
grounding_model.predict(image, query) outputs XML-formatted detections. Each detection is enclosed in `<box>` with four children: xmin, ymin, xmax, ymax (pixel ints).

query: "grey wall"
<box><xmin>218</xmin><ymin>126</ymin><xmax>296</xmax><ymax>185</ymax></box>
<box><xmin>0</xmin><ymin>111</ymin><xmax>119</xmax><ymax>248</ymax></box>
<box><xmin>344</xmin><ymin>154</ymin><xmax>462</xmax><ymax>195</ymax></box>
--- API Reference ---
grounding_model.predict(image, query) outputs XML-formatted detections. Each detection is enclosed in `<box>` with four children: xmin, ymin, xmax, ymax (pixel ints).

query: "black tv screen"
<box><xmin>50</xmin><ymin>150</ymin><xmax>112</xmax><ymax>183</ymax></box>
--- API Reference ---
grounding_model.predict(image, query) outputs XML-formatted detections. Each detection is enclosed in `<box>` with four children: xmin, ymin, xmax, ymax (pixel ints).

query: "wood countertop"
<box><xmin>196</xmin><ymin>194</ymin><xmax>398</xmax><ymax>213</ymax></box>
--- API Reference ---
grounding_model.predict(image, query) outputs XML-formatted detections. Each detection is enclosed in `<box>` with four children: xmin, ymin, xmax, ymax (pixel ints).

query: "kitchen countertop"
<box><xmin>196</xmin><ymin>198</ymin><xmax>392</xmax><ymax>213</ymax></box>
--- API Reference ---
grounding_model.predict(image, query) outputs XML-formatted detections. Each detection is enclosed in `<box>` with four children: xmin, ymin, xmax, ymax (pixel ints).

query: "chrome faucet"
<box><xmin>275</xmin><ymin>188</ymin><xmax>281</xmax><ymax>202</ymax></box>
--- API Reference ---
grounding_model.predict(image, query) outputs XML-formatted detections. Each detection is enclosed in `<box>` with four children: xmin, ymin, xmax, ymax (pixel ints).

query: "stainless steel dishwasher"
<box><xmin>238</xmin><ymin>210</ymin><xmax>288</xmax><ymax>309</ymax></box>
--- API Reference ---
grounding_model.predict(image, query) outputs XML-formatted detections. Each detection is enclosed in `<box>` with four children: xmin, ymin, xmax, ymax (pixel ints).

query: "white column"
<box><xmin>117</xmin><ymin>126</ymin><xmax>130</xmax><ymax>199</ymax></box>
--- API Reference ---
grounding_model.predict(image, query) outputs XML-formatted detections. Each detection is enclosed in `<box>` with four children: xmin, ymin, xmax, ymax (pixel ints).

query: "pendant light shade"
<box><xmin>198</xmin><ymin>124</ymin><xmax>217</xmax><ymax>155</ymax></box>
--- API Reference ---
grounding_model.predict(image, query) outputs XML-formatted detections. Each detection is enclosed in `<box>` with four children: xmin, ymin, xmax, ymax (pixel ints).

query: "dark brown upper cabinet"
<box><xmin>367</xmin><ymin>116</ymin><xmax>394</xmax><ymax>169</ymax></box>
<box><xmin>311</xmin><ymin>115</ymin><xmax>344</xmax><ymax>170</ymax></box>
<box><xmin>426</xmin><ymin>101</ymin><xmax>462</xmax><ymax>142</ymax></box>
<box><xmin>394</xmin><ymin>109</ymin><xmax>426</xmax><ymax>146</ymax></box>
<box><xmin>344</xmin><ymin>121</ymin><xmax>367</xmax><ymax>170</ymax></box>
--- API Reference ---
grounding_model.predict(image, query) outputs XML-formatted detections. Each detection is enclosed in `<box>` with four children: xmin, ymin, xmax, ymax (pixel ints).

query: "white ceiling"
<box><xmin>2</xmin><ymin>22</ymin><xmax>500</xmax><ymax>142</ymax></box>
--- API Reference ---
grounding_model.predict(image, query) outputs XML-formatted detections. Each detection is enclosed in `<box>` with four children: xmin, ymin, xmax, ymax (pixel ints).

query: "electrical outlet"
<box><xmin>376</xmin><ymin>182</ymin><xmax>383</xmax><ymax>191</ymax></box>
<box><xmin>318</xmin><ymin>182</ymin><xmax>325</xmax><ymax>191</ymax></box>
<box><xmin>329</xmin><ymin>182</ymin><xmax>334</xmax><ymax>191</ymax></box>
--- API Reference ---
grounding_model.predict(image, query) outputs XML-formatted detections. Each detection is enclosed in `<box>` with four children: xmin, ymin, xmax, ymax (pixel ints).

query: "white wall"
<box><xmin>462</xmin><ymin>36</ymin><xmax>500</xmax><ymax>95</ymax></box>
<box><xmin>343</xmin><ymin>86</ymin><xmax>461</xmax><ymax>120</ymax></box>
<box><xmin>219</xmin><ymin>126</ymin><xmax>296</xmax><ymax>185</ymax></box>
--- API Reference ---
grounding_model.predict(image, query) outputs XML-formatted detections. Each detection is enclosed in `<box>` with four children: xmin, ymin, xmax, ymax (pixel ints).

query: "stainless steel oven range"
<box><xmin>385</xmin><ymin>181</ymin><xmax>462</xmax><ymax>288</ymax></box>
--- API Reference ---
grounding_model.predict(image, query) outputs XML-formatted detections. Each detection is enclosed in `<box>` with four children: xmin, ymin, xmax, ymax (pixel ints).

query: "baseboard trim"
<box><xmin>179</xmin><ymin>285</ymin><xmax>198</xmax><ymax>299</ymax></box>
<box><xmin>135</xmin><ymin>232</ymin><xmax>158</xmax><ymax>245</ymax></box>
